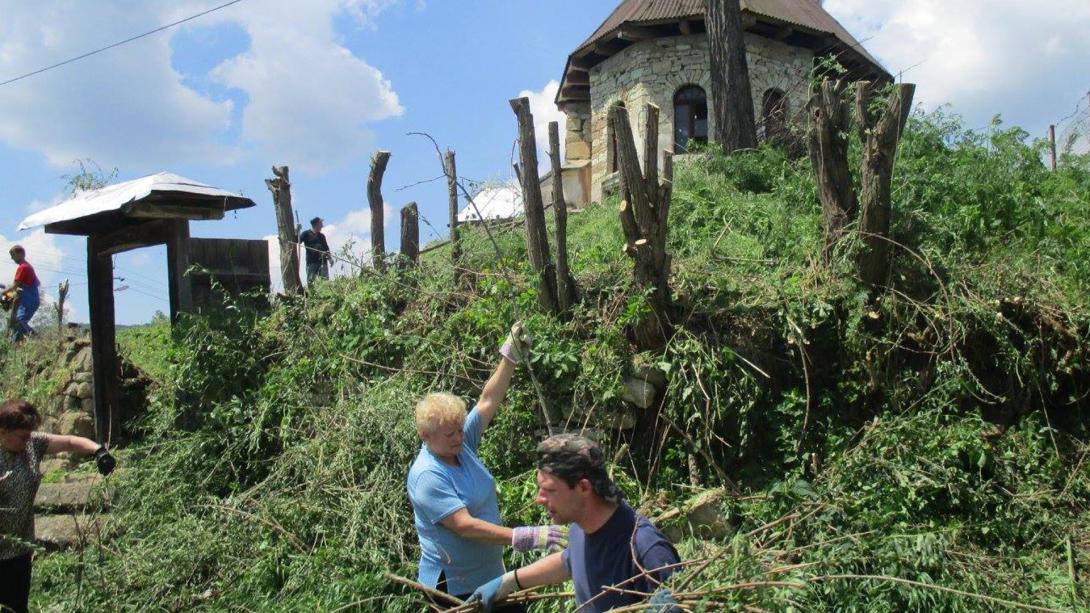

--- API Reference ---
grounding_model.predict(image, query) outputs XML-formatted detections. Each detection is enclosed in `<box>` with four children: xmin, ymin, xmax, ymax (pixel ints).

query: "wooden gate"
<box><xmin>187</xmin><ymin>238</ymin><xmax>270</xmax><ymax>310</ymax></box>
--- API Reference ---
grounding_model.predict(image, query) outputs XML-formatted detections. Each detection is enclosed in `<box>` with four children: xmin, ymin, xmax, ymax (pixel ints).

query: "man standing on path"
<box><xmin>298</xmin><ymin>216</ymin><xmax>333</xmax><ymax>283</ymax></box>
<box><xmin>469</xmin><ymin>434</ymin><xmax>682</xmax><ymax>612</ymax></box>
<box><xmin>3</xmin><ymin>246</ymin><xmax>40</xmax><ymax>342</ymax></box>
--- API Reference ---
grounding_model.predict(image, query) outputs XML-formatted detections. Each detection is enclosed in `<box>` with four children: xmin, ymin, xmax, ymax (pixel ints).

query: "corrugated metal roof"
<box><xmin>567</xmin><ymin>0</ymin><xmax>886</xmax><ymax>88</ymax></box>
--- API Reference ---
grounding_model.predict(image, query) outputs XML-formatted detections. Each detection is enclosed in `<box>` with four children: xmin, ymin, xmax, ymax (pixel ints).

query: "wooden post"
<box><xmin>548</xmin><ymin>121</ymin><xmax>577</xmax><ymax>312</ymax></box>
<box><xmin>609</xmin><ymin>102</ymin><xmax>673</xmax><ymax>350</ymax></box>
<box><xmin>1048</xmin><ymin>125</ymin><xmax>1057</xmax><ymax>171</ymax></box>
<box><xmin>87</xmin><ymin>237</ymin><xmax>119</xmax><ymax>445</ymax></box>
<box><xmin>445</xmin><ymin>150</ymin><xmax>462</xmax><ymax>282</ymax></box>
<box><xmin>399</xmin><ymin>202</ymin><xmax>419</xmax><ymax>267</ymax></box>
<box><xmin>55</xmin><ymin>280</ymin><xmax>69</xmax><ymax>334</ymax></box>
<box><xmin>808</xmin><ymin>79</ymin><xmax>858</xmax><ymax>256</ymax></box>
<box><xmin>368</xmin><ymin>151</ymin><xmax>392</xmax><ymax>271</ymax></box>
<box><xmin>265</xmin><ymin>166</ymin><xmax>302</xmax><ymax>295</ymax></box>
<box><xmin>165</xmin><ymin>219</ymin><xmax>193</xmax><ymax>322</ymax></box>
<box><xmin>855</xmin><ymin>81</ymin><xmax>916</xmax><ymax>292</ymax></box>
<box><xmin>706</xmin><ymin>0</ymin><xmax>758</xmax><ymax>153</ymax></box>
<box><xmin>510</xmin><ymin>96</ymin><xmax>559</xmax><ymax>314</ymax></box>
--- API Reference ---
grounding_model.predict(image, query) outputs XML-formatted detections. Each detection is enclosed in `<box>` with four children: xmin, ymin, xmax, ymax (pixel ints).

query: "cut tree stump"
<box><xmin>368</xmin><ymin>151</ymin><xmax>392</xmax><ymax>271</ymax></box>
<box><xmin>511</xmin><ymin>97</ymin><xmax>559</xmax><ymax>314</ymax></box>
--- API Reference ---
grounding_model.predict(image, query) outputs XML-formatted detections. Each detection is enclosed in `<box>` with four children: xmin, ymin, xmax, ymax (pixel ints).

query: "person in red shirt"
<box><xmin>5</xmin><ymin>245</ymin><xmax>40</xmax><ymax>341</ymax></box>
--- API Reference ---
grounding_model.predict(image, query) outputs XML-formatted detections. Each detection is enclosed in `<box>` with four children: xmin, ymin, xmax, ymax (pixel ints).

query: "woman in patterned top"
<box><xmin>0</xmin><ymin>399</ymin><xmax>116</xmax><ymax>613</ymax></box>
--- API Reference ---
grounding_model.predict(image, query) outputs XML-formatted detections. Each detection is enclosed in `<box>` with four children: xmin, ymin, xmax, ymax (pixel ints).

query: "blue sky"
<box><xmin>0</xmin><ymin>0</ymin><xmax>1087</xmax><ymax>324</ymax></box>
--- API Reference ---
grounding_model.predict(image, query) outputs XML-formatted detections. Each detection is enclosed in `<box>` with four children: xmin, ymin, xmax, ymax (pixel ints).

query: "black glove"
<box><xmin>94</xmin><ymin>446</ymin><xmax>116</xmax><ymax>476</ymax></box>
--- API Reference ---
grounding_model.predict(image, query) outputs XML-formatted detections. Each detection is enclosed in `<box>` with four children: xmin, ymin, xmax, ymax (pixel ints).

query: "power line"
<box><xmin>0</xmin><ymin>0</ymin><xmax>247</xmax><ymax>88</ymax></box>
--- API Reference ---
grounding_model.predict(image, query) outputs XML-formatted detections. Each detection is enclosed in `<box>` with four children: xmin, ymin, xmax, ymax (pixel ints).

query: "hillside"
<box><xmin>16</xmin><ymin>110</ymin><xmax>1090</xmax><ymax>611</ymax></box>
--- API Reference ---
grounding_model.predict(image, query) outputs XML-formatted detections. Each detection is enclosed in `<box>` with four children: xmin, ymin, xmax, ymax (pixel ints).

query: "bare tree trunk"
<box><xmin>548</xmin><ymin>121</ymin><xmax>577</xmax><ymax>313</ymax></box>
<box><xmin>856</xmin><ymin>82</ymin><xmax>915</xmax><ymax>291</ymax></box>
<box><xmin>266</xmin><ymin>165</ymin><xmax>302</xmax><ymax>295</ymax></box>
<box><xmin>445</xmin><ymin>150</ymin><xmax>462</xmax><ymax>284</ymax></box>
<box><xmin>609</xmin><ymin>102</ymin><xmax>673</xmax><ymax>350</ymax></box>
<box><xmin>56</xmin><ymin>280</ymin><xmax>69</xmax><ymax>334</ymax></box>
<box><xmin>808</xmin><ymin>80</ymin><xmax>858</xmax><ymax>257</ymax></box>
<box><xmin>400</xmin><ymin>202</ymin><xmax>419</xmax><ymax>267</ymax></box>
<box><xmin>510</xmin><ymin>96</ymin><xmax>559</xmax><ymax>314</ymax></box>
<box><xmin>706</xmin><ymin>0</ymin><xmax>757</xmax><ymax>153</ymax></box>
<box><xmin>368</xmin><ymin>151</ymin><xmax>391</xmax><ymax>271</ymax></box>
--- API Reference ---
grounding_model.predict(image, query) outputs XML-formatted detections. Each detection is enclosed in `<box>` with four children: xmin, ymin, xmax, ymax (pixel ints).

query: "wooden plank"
<box><xmin>86</xmin><ymin>237</ymin><xmax>119</xmax><ymax>445</ymax></box>
<box><xmin>124</xmin><ymin>203</ymin><xmax>225</xmax><ymax>220</ymax></box>
<box><xmin>166</xmin><ymin>220</ymin><xmax>193</xmax><ymax>322</ymax></box>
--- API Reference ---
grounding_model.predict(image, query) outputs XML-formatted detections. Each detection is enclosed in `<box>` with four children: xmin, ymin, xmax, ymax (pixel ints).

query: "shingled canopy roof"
<box><xmin>557</xmin><ymin>0</ymin><xmax>890</xmax><ymax>104</ymax></box>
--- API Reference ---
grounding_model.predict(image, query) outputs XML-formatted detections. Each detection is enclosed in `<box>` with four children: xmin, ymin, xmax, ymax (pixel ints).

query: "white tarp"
<box><xmin>18</xmin><ymin>171</ymin><xmax>248</xmax><ymax>231</ymax></box>
<box><xmin>457</xmin><ymin>185</ymin><xmax>523</xmax><ymax>223</ymax></box>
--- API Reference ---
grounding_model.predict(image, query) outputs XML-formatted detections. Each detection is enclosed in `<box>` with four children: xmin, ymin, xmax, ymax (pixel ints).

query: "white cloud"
<box><xmin>208</xmin><ymin>0</ymin><xmax>404</xmax><ymax>172</ymax></box>
<box><xmin>519</xmin><ymin>80</ymin><xmax>566</xmax><ymax>175</ymax></box>
<box><xmin>825</xmin><ymin>0</ymin><xmax>1090</xmax><ymax>134</ymax></box>
<box><xmin>0</xmin><ymin>230</ymin><xmax>70</xmax><ymax>291</ymax></box>
<box><xmin>0</xmin><ymin>1</ymin><xmax>404</xmax><ymax>172</ymax></box>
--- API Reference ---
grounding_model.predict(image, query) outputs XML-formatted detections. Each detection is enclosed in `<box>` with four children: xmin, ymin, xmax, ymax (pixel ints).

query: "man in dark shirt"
<box><xmin>298</xmin><ymin>217</ymin><xmax>332</xmax><ymax>283</ymax></box>
<box><xmin>470</xmin><ymin>434</ymin><xmax>682</xmax><ymax>612</ymax></box>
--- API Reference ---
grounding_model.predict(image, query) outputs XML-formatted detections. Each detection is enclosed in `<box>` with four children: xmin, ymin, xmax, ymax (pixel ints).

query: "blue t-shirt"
<box><xmin>562</xmin><ymin>502</ymin><xmax>680</xmax><ymax>612</ymax></box>
<box><xmin>407</xmin><ymin>407</ymin><xmax>504</xmax><ymax>595</ymax></box>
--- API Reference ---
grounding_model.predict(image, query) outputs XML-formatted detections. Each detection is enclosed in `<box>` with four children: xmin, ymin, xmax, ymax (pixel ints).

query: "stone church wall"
<box><xmin>578</xmin><ymin>33</ymin><xmax>813</xmax><ymax>201</ymax></box>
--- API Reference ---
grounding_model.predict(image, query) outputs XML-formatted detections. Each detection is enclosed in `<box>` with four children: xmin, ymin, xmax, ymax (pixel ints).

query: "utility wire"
<box><xmin>0</xmin><ymin>0</ymin><xmax>247</xmax><ymax>88</ymax></box>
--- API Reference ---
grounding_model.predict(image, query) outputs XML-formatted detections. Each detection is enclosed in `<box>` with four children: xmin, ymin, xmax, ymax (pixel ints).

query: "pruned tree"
<box><xmin>368</xmin><ymin>151</ymin><xmax>391</xmax><ymax>271</ymax></box>
<box><xmin>547</xmin><ymin>121</ymin><xmax>577</xmax><ymax>313</ymax></box>
<box><xmin>706</xmin><ymin>0</ymin><xmax>757</xmax><ymax>153</ymax></box>
<box><xmin>510</xmin><ymin>96</ymin><xmax>559</xmax><ymax>314</ymax></box>
<box><xmin>265</xmin><ymin>165</ymin><xmax>302</xmax><ymax>295</ymax></box>
<box><xmin>609</xmin><ymin>102</ymin><xmax>673</xmax><ymax>350</ymax></box>
<box><xmin>807</xmin><ymin>79</ymin><xmax>916</xmax><ymax>293</ymax></box>
<box><xmin>856</xmin><ymin>82</ymin><xmax>916</xmax><ymax>289</ymax></box>
<box><xmin>445</xmin><ymin>150</ymin><xmax>463</xmax><ymax>284</ymax></box>
<box><xmin>399</xmin><ymin>202</ymin><xmax>419</xmax><ymax>268</ymax></box>
<box><xmin>808</xmin><ymin>79</ymin><xmax>858</xmax><ymax>254</ymax></box>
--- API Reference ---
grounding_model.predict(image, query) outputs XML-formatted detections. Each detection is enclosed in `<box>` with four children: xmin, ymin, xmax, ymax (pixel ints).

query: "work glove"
<box><xmin>467</xmin><ymin>571</ymin><xmax>518</xmax><ymax>612</ymax></box>
<box><xmin>647</xmin><ymin>588</ymin><xmax>682</xmax><ymax>613</ymax></box>
<box><xmin>511</xmin><ymin>524</ymin><xmax>568</xmax><ymax>553</ymax></box>
<box><xmin>499</xmin><ymin>321</ymin><xmax>530</xmax><ymax>364</ymax></box>
<box><xmin>94</xmin><ymin>446</ymin><xmax>116</xmax><ymax>476</ymax></box>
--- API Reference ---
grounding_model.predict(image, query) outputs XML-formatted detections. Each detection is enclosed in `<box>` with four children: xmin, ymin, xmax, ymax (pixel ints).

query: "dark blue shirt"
<box><xmin>561</xmin><ymin>502</ymin><xmax>680</xmax><ymax>612</ymax></box>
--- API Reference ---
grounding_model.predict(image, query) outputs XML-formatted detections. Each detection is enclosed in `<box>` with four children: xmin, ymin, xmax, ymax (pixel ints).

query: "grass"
<box><xmin>10</xmin><ymin>110</ymin><xmax>1090</xmax><ymax>611</ymax></box>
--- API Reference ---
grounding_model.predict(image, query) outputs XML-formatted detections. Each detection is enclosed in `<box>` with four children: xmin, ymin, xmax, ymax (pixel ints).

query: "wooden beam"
<box><xmin>617</xmin><ymin>25</ymin><xmax>656</xmax><ymax>41</ymax></box>
<box><xmin>569</xmin><ymin>56</ymin><xmax>593</xmax><ymax>72</ymax></box>
<box><xmin>771</xmin><ymin>25</ymin><xmax>795</xmax><ymax>40</ymax></box>
<box><xmin>594</xmin><ymin>38</ymin><xmax>627</xmax><ymax>56</ymax></box>
<box><xmin>565</xmin><ymin>71</ymin><xmax>590</xmax><ymax>85</ymax></box>
<box><xmin>166</xmin><ymin>219</ymin><xmax>193</xmax><ymax>322</ymax></box>
<box><xmin>96</xmin><ymin>219</ymin><xmax>173</xmax><ymax>256</ymax></box>
<box><xmin>124</xmin><ymin>203</ymin><xmax>226</xmax><ymax>221</ymax></box>
<box><xmin>87</xmin><ymin>237</ymin><xmax>119</xmax><ymax>445</ymax></box>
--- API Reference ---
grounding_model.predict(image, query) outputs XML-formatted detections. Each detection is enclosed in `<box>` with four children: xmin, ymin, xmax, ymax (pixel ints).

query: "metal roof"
<box><xmin>559</xmin><ymin>0</ymin><xmax>889</xmax><ymax>104</ymax></box>
<box><xmin>19</xmin><ymin>172</ymin><xmax>255</xmax><ymax>233</ymax></box>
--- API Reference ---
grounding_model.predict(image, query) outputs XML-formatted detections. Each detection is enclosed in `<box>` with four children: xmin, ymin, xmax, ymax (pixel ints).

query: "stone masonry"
<box><xmin>564</xmin><ymin>33</ymin><xmax>813</xmax><ymax>202</ymax></box>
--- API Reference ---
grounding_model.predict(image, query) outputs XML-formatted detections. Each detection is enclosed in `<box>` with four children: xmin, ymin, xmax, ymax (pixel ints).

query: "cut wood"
<box><xmin>706</xmin><ymin>0</ymin><xmax>758</xmax><ymax>153</ymax></box>
<box><xmin>368</xmin><ymin>151</ymin><xmax>391</xmax><ymax>271</ymax></box>
<box><xmin>445</xmin><ymin>150</ymin><xmax>462</xmax><ymax>284</ymax></box>
<box><xmin>548</xmin><ymin>121</ymin><xmax>577</xmax><ymax>312</ymax></box>
<box><xmin>265</xmin><ymin>165</ymin><xmax>302</xmax><ymax>295</ymax></box>
<box><xmin>807</xmin><ymin>80</ymin><xmax>858</xmax><ymax>255</ymax></box>
<box><xmin>399</xmin><ymin>202</ymin><xmax>419</xmax><ymax>267</ymax></box>
<box><xmin>510</xmin><ymin>96</ymin><xmax>559</xmax><ymax>313</ymax></box>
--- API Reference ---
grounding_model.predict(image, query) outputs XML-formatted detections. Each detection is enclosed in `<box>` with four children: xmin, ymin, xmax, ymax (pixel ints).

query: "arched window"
<box><xmin>609</xmin><ymin>101</ymin><xmax>625</xmax><ymax>173</ymax></box>
<box><xmin>674</xmin><ymin>85</ymin><xmax>708</xmax><ymax>153</ymax></box>
<box><xmin>761</xmin><ymin>89</ymin><xmax>788</xmax><ymax>144</ymax></box>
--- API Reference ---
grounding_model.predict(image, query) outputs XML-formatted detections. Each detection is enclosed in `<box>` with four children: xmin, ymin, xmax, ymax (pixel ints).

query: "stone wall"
<box><xmin>575</xmin><ymin>33</ymin><xmax>813</xmax><ymax>201</ymax></box>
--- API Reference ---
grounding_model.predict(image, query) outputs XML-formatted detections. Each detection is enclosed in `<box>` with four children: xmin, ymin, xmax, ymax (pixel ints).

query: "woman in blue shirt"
<box><xmin>406</xmin><ymin>324</ymin><xmax>564</xmax><ymax>610</ymax></box>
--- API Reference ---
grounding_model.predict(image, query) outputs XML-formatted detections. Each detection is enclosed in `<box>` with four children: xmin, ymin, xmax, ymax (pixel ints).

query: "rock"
<box><xmin>605</xmin><ymin>408</ymin><xmax>638</xmax><ymax>430</ymax></box>
<box><xmin>73</xmin><ymin>371</ymin><xmax>93</xmax><ymax>384</ymax></box>
<box><xmin>64</xmin><ymin>382</ymin><xmax>80</xmax><ymax>397</ymax></box>
<box><xmin>622</xmin><ymin>377</ymin><xmax>658</xmax><ymax>409</ymax></box>
<box><xmin>566</xmin><ymin>139</ymin><xmax>591</xmax><ymax>160</ymax></box>
<box><xmin>656</xmin><ymin>488</ymin><xmax>735</xmax><ymax>542</ymax></box>
<box><xmin>56</xmin><ymin>411</ymin><xmax>95</xmax><ymax>439</ymax></box>
<box><xmin>34</xmin><ymin>514</ymin><xmax>103</xmax><ymax>550</ymax></box>
<box><xmin>81</xmin><ymin>397</ymin><xmax>94</xmax><ymax>415</ymax></box>
<box><xmin>75</xmin><ymin>382</ymin><xmax>93</xmax><ymax>399</ymax></box>
<box><xmin>75</xmin><ymin>347</ymin><xmax>92</xmax><ymax>371</ymax></box>
<box><xmin>35</xmin><ymin>481</ymin><xmax>106</xmax><ymax>514</ymax></box>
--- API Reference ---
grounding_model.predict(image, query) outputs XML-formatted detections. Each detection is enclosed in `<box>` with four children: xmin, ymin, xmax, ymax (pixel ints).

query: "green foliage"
<box><xmin>23</xmin><ymin>111</ymin><xmax>1090</xmax><ymax>611</ymax></box>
